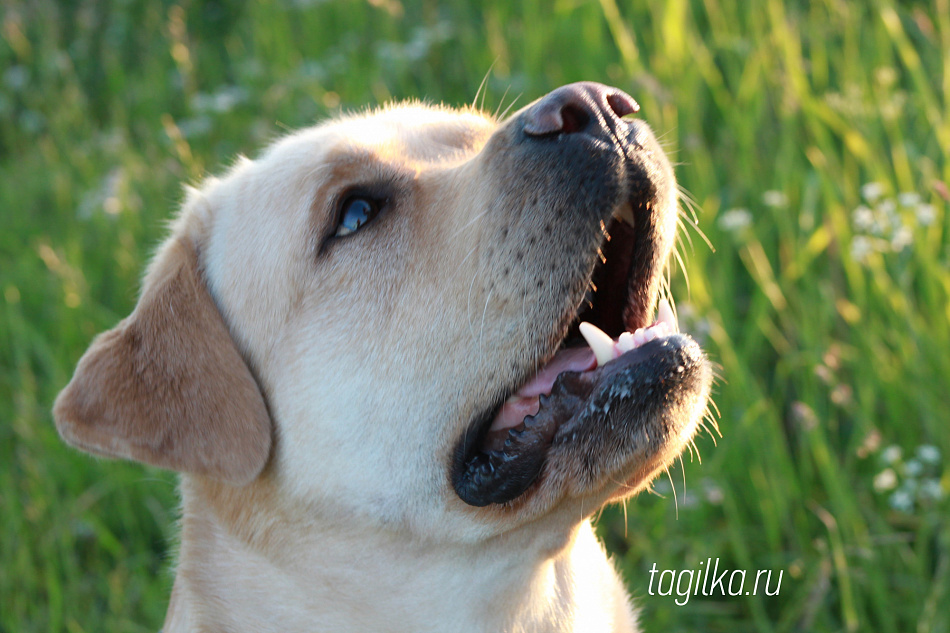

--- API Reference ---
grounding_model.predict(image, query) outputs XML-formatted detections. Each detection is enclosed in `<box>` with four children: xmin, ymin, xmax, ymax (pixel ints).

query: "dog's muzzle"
<box><xmin>451</xmin><ymin>83</ymin><xmax>708</xmax><ymax>508</ymax></box>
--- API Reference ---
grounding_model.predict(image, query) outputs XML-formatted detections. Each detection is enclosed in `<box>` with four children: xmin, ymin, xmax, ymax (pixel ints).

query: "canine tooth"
<box><xmin>615</xmin><ymin>203</ymin><xmax>635</xmax><ymax>225</ymax></box>
<box><xmin>579</xmin><ymin>322</ymin><xmax>616</xmax><ymax>367</ymax></box>
<box><xmin>657</xmin><ymin>298</ymin><xmax>678</xmax><ymax>333</ymax></box>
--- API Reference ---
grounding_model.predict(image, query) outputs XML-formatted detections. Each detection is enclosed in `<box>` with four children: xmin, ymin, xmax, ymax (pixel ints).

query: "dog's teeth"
<box><xmin>657</xmin><ymin>298</ymin><xmax>678</xmax><ymax>333</ymax></box>
<box><xmin>632</xmin><ymin>328</ymin><xmax>647</xmax><ymax>347</ymax></box>
<box><xmin>614</xmin><ymin>203</ymin><xmax>635</xmax><ymax>225</ymax></box>
<box><xmin>617</xmin><ymin>331</ymin><xmax>636</xmax><ymax>354</ymax></box>
<box><xmin>579</xmin><ymin>322</ymin><xmax>615</xmax><ymax>367</ymax></box>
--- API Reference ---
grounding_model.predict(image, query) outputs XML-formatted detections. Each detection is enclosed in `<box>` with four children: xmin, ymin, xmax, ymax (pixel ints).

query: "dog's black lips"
<box><xmin>453</xmin><ymin>333</ymin><xmax>704</xmax><ymax>507</ymax></box>
<box><xmin>451</xmin><ymin>163</ymin><xmax>671</xmax><ymax>506</ymax></box>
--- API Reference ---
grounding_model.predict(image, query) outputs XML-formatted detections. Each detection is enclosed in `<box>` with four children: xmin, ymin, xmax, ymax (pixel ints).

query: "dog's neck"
<box><xmin>162</xmin><ymin>476</ymin><xmax>637</xmax><ymax>633</ymax></box>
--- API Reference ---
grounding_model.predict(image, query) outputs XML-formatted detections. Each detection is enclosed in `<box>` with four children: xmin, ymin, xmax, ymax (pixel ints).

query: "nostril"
<box><xmin>523</xmin><ymin>83</ymin><xmax>640</xmax><ymax>138</ymax></box>
<box><xmin>560</xmin><ymin>104</ymin><xmax>590</xmax><ymax>135</ymax></box>
<box><xmin>606</xmin><ymin>92</ymin><xmax>639</xmax><ymax>119</ymax></box>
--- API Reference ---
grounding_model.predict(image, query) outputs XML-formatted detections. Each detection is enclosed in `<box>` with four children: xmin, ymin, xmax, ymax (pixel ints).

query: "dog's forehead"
<box><xmin>198</xmin><ymin>103</ymin><xmax>501</xmax><ymax>366</ymax></box>
<box><xmin>307</xmin><ymin>104</ymin><xmax>495</xmax><ymax>167</ymax></box>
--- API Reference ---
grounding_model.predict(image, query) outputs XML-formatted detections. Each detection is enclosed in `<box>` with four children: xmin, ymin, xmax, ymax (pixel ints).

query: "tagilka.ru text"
<box><xmin>648</xmin><ymin>558</ymin><xmax>784</xmax><ymax>606</ymax></box>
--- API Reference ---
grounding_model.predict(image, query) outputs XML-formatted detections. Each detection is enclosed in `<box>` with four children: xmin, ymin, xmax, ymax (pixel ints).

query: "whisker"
<box><xmin>466</xmin><ymin>270</ymin><xmax>479</xmax><ymax>338</ymax></box>
<box><xmin>448</xmin><ymin>207</ymin><xmax>491</xmax><ymax>241</ymax></box>
<box><xmin>706</xmin><ymin>407</ymin><xmax>722</xmax><ymax>437</ymax></box>
<box><xmin>497</xmin><ymin>92</ymin><xmax>524</xmax><ymax>121</ymax></box>
<box><xmin>653</xmin><ymin>127</ymin><xmax>678</xmax><ymax>148</ymax></box>
<box><xmin>622</xmin><ymin>498</ymin><xmax>629</xmax><ymax>538</ymax></box>
<box><xmin>478</xmin><ymin>288</ymin><xmax>494</xmax><ymax>350</ymax></box>
<box><xmin>676</xmin><ymin>217</ymin><xmax>696</xmax><ymax>252</ymax></box>
<box><xmin>472</xmin><ymin>60</ymin><xmax>499</xmax><ymax>112</ymax></box>
<box><xmin>677</xmin><ymin>187</ymin><xmax>700</xmax><ymax>222</ymax></box>
<box><xmin>684</xmin><ymin>438</ymin><xmax>695</xmax><ymax>461</ymax></box>
<box><xmin>492</xmin><ymin>85</ymin><xmax>512</xmax><ymax>120</ymax></box>
<box><xmin>670</xmin><ymin>245</ymin><xmax>691</xmax><ymax>297</ymax></box>
<box><xmin>665</xmin><ymin>466</ymin><xmax>679</xmax><ymax>520</ymax></box>
<box><xmin>676</xmin><ymin>187</ymin><xmax>715</xmax><ymax>253</ymax></box>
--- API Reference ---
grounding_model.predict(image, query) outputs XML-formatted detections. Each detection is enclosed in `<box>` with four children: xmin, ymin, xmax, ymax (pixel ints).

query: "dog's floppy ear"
<box><xmin>53</xmin><ymin>235</ymin><xmax>272</xmax><ymax>486</ymax></box>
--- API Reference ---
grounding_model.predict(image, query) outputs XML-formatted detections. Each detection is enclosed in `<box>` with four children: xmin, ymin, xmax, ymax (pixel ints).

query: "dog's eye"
<box><xmin>335</xmin><ymin>195</ymin><xmax>384</xmax><ymax>237</ymax></box>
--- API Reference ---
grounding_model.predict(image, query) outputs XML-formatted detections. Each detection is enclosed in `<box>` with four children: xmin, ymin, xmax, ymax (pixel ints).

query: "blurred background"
<box><xmin>1</xmin><ymin>1</ymin><xmax>948</xmax><ymax>631</ymax></box>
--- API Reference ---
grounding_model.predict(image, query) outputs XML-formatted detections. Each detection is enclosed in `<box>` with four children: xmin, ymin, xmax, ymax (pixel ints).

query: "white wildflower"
<box><xmin>192</xmin><ymin>86</ymin><xmax>248</xmax><ymax>114</ymax></box>
<box><xmin>718</xmin><ymin>208</ymin><xmax>753</xmax><ymax>233</ymax></box>
<box><xmin>916</xmin><ymin>445</ymin><xmax>941</xmax><ymax>464</ymax></box>
<box><xmin>762</xmin><ymin>190</ymin><xmax>788</xmax><ymax>207</ymax></box>
<box><xmin>877</xmin><ymin>198</ymin><xmax>897</xmax><ymax>221</ymax></box>
<box><xmin>915</xmin><ymin>204</ymin><xmax>937</xmax><ymax>226</ymax></box>
<box><xmin>898</xmin><ymin>192</ymin><xmax>921</xmax><ymax>207</ymax></box>
<box><xmin>861</xmin><ymin>182</ymin><xmax>884</xmax><ymax>202</ymax></box>
<box><xmin>904</xmin><ymin>459</ymin><xmax>923</xmax><ymax>477</ymax></box>
<box><xmin>850</xmin><ymin>236</ymin><xmax>873</xmax><ymax>263</ymax></box>
<box><xmin>891</xmin><ymin>226</ymin><xmax>913</xmax><ymax>251</ymax></box>
<box><xmin>881</xmin><ymin>445</ymin><xmax>902</xmax><ymax>464</ymax></box>
<box><xmin>873</xmin><ymin>468</ymin><xmax>898</xmax><ymax>492</ymax></box>
<box><xmin>889</xmin><ymin>490</ymin><xmax>914</xmax><ymax>512</ymax></box>
<box><xmin>702</xmin><ymin>478</ymin><xmax>724</xmax><ymax>505</ymax></box>
<box><xmin>852</xmin><ymin>205</ymin><xmax>875</xmax><ymax>231</ymax></box>
<box><xmin>920</xmin><ymin>479</ymin><xmax>944</xmax><ymax>501</ymax></box>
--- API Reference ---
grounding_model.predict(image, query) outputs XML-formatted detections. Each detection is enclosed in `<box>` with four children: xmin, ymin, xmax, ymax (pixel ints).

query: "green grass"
<box><xmin>2</xmin><ymin>1</ymin><xmax>948</xmax><ymax>631</ymax></box>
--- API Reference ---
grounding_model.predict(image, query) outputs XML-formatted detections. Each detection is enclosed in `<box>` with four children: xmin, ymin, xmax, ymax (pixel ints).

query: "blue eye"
<box><xmin>335</xmin><ymin>195</ymin><xmax>383</xmax><ymax>237</ymax></box>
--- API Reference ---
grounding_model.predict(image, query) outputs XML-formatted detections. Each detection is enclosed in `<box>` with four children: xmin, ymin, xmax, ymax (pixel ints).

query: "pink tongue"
<box><xmin>489</xmin><ymin>347</ymin><xmax>596</xmax><ymax>432</ymax></box>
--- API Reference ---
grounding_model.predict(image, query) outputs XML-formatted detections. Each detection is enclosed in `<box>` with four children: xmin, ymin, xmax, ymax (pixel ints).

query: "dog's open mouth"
<box><xmin>452</xmin><ymin>198</ymin><xmax>703</xmax><ymax>507</ymax></box>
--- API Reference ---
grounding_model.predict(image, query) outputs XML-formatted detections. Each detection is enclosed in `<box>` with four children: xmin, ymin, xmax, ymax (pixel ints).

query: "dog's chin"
<box><xmin>455</xmin><ymin>333</ymin><xmax>708</xmax><ymax>507</ymax></box>
<box><xmin>450</xmin><ymin>205</ymin><xmax>711</xmax><ymax>511</ymax></box>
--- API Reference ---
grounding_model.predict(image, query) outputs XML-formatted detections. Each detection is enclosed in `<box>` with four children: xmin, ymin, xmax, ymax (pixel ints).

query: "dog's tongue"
<box><xmin>489</xmin><ymin>347</ymin><xmax>596</xmax><ymax>432</ymax></box>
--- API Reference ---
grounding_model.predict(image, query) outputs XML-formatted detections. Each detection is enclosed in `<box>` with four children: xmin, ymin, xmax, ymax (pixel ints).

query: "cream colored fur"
<box><xmin>53</xmin><ymin>100</ymin><xmax>703</xmax><ymax>632</ymax></box>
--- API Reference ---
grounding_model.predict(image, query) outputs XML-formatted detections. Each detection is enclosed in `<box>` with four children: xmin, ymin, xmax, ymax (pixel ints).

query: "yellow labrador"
<box><xmin>55</xmin><ymin>82</ymin><xmax>711</xmax><ymax>632</ymax></box>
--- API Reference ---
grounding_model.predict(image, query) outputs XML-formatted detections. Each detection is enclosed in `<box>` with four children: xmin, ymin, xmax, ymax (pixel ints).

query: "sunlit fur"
<box><xmin>55</xmin><ymin>95</ymin><xmax>710</xmax><ymax>632</ymax></box>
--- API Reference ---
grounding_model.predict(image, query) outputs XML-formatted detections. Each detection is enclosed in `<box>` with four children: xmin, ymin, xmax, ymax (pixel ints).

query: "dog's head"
<box><xmin>54</xmin><ymin>83</ymin><xmax>711</xmax><ymax>543</ymax></box>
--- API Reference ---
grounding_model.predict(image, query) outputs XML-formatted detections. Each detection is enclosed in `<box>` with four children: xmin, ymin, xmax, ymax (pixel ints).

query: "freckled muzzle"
<box><xmin>450</xmin><ymin>83</ymin><xmax>709</xmax><ymax>508</ymax></box>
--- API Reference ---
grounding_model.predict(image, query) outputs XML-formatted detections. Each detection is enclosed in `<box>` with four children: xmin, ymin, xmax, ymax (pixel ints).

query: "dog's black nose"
<box><xmin>523</xmin><ymin>82</ymin><xmax>639</xmax><ymax>137</ymax></box>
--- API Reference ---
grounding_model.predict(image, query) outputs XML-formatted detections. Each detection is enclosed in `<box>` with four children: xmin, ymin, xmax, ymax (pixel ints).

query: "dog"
<box><xmin>54</xmin><ymin>82</ymin><xmax>712</xmax><ymax>632</ymax></box>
